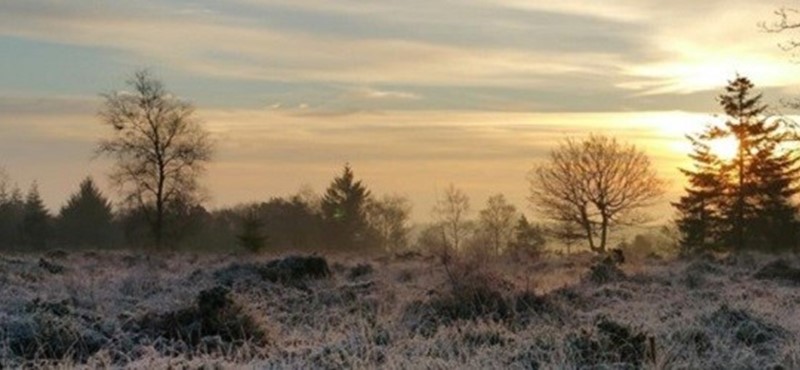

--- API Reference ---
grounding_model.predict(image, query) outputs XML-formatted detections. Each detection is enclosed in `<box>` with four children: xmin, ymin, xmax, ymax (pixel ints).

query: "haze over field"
<box><xmin>1</xmin><ymin>0</ymin><xmax>799</xmax><ymax>220</ymax></box>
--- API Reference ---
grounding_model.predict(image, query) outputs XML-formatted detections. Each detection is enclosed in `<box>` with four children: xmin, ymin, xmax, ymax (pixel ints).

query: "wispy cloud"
<box><xmin>349</xmin><ymin>87</ymin><xmax>421</xmax><ymax>101</ymax></box>
<box><xmin>2</xmin><ymin>0</ymin><xmax>794</xmax><ymax>104</ymax></box>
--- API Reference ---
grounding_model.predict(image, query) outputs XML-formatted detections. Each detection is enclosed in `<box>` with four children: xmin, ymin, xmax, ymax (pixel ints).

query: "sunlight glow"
<box><xmin>708</xmin><ymin>136</ymin><xmax>739</xmax><ymax>161</ymax></box>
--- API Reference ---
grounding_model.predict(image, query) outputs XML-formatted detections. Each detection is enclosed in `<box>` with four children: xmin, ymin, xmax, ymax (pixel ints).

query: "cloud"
<box><xmin>0</xmin><ymin>1</ymin><xmax>639</xmax><ymax>89</ymax></box>
<box><xmin>350</xmin><ymin>87</ymin><xmax>421</xmax><ymax>101</ymax></box>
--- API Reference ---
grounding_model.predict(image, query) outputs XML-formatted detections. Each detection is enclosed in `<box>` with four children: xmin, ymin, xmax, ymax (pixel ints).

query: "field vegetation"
<box><xmin>1</xmin><ymin>250</ymin><xmax>799</xmax><ymax>368</ymax></box>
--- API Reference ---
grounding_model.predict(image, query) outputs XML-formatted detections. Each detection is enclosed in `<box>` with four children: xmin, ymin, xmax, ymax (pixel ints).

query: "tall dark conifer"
<box><xmin>673</xmin><ymin>136</ymin><xmax>729</xmax><ymax>254</ymax></box>
<box><xmin>20</xmin><ymin>182</ymin><xmax>52</xmax><ymax>249</ymax></box>
<box><xmin>57</xmin><ymin>177</ymin><xmax>118</xmax><ymax>249</ymax></box>
<box><xmin>0</xmin><ymin>184</ymin><xmax>25</xmax><ymax>248</ymax></box>
<box><xmin>675</xmin><ymin>75</ymin><xmax>800</xmax><ymax>252</ymax></box>
<box><xmin>321</xmin><ymin>164</ymin><xmax>373</xmax><ymax>251</ymax></box>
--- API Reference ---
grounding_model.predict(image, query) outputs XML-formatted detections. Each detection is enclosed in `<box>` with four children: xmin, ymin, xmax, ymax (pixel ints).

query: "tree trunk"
<box><xmin>599</xmin><ymin>212</ymin><xmax>609</xmax><ymax>254</ymax></box>
<box><xmin>580</xmin><ymin>206</ymin><xmax>597</xmax><ymax>252</ymax></box>
<box><xmin>155</xmin><ymin>162</ymin><xmax>166</xmax><ymax>249</ymax></box>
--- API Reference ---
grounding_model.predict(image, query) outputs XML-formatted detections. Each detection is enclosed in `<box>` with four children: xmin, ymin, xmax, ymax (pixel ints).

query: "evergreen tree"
<box><xmin>507</xmin><ymin>215</ymin><xmax>546</xmax><ymax>257</ymax></box>
<box><xmin>719</xmin><ymin>76</ymin><xmax>800</xmax><ymax>250</ymax></box>
<box><xmin>0</xmin><ymin>170</ymin><xmax>24</xmax><ymax>248</ymax></box>
<box><xmin>20</xmin><ymin>182</ymin><xmax>52</xmax><ymax>249</ymax></box>
<box><xmin>675</xmin><ymin>75</ymin><xmax>800</xmax><ymax>252</ymax></box>
<box><xmin>321</xmin><ymin>164</ymin><xmax>373</xmax><ymax>251</ymax></box>
<box><xmin>673</xmin><ymin>135</ymin><xmax>729</xmax><ymax>254</ymax></box>
<box><xmin>56</xmin><ymin>177</ymin><xmax>118</xmax><ymax>249</ymax></box>
<box><xmin>237</xmin><ymin>207</ymin><xmax>268</xmax><ymax>253</ymax></box>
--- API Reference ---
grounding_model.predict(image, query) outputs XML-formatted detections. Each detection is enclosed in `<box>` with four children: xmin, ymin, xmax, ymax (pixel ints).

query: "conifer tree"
<box><xmin>321</xmin><ymin>164</ymin><xmax>373</xmax><ymax>251</ymax></box>
<box><xmin>675</xmin><ymin>75</ymin><xmax>800</xmax><ymax>252</ymax></box>
<box><xmin>507</xmin><ymin>215</ymin><xmax>547</xmax><ymax>257</ymax></box>
<box><xmin>673</xmin><ymin>136</ymin><xmax>729</xmax><ymax>254</ymax></box>
<box><xmin>237</xmin><ymin>207</ymin><xmax>267</xmax><ymax>253</ymax></box>
<box><xmin>720</xmin><ymin>76</ymin><xmax>800</xmax><ymax>250</ymax></box>
<box><xmin>56</xmin><ymin>177</ymin><xmax>118</xmax><ymax>249</ymax></box>
<box><xmin>0</xmin><ymin>170</ymin><xmax>24</xmax><ymax>248</ymax></box>
<box><xmin>20</xmin><ymin>182</ymin><xmax>51</xmax><ymax>249</ymax></box>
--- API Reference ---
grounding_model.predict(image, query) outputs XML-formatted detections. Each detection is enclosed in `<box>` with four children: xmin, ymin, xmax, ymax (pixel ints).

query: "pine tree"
<box><xmin>321</xmin><ymin>164</ymin><xmax>373</xmax><ymax>251</ymax></box>
<box><xmin>20</xmin><ymin>182</ymin><xmax>52</xmax><ymax>249</ymax></box>
<box><xmin>0</xmin><ymin>169</ymin><xmax>24</xmax><ymax>249</ymax></box>
<box><xmin>673</xmin><ymin>135</ymin><xmax>729</xmax><ymax>254</ymax></box>
<box><xmin>56</xmin><ymin>177</ymin><xmax>118</xmax><ymax>249</ymax></box>
<box><xmin>237</xmin><ymin>207</ymin><xmax>268</xmax><ymax>253</ymax></box>
<box><xmin>719</xmin><ymin>76</ymin><xmax>800</xmax><ymax>250</ymax></box>
<box><xmin>507</xmin><ymin>215</ymin><xmax>546</xmax><ymax>257</ymax></box>
<box><xmin>675</xmin><ymin>75</ymin><xmax>800</xmax><ymax>252</ymax></box>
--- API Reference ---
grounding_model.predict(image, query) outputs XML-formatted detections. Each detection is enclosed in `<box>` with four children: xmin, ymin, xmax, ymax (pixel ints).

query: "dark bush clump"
<box><xmin>685</xmin><ymin>260</ymin><xmax>723</xmax><ymax>275</ymax></box>
<box><xmin>130</xmin><ymin>286</ymin><xmax>268</xmax><ymax>350</ymax></box>
<box><xmin>213</xmin><ymin>263</ymin><xmax>264</xmax><ymax>286</ymax></box>
<box><xmin>682</xmin><ymin>260</ymin><xmax>723</xmax><ymax>289</ymax></box>
<box><xmin>704</xmin><ymin>305</ymin><xmax>786</xmax><ymax>348</ymax></box>
<box><xmin>44</xmin><ymin>250</ymin><xmax>68</xmax><ymax>259</ymax></box>
<box><xmin>4</xmin><ymin>299</ymin><xmax>106</xmax><ymax>362</ymax></box>
<box><xmin>394</xmin><ymin>251</ymin><xmax>423</xmax><ymax>261</ymax></box>
<box><xmin>514</xmin><ymin>291</ymin><xmax>554</xmax><ymax>314</ymax></box>
<box><xmin>214</xmin><ymin>255</ymin><xmax>331</xmax><ymax>287</ymax></box>
<box><xmin>402</xmin><ymin>269</ymin><xmax>512</xmax><ymax>336</ymax></box>
<box><xmin>584</xmin><ymin>259</ymin><xmax>625</xmax><ymax>284</ymax></box>
<box><xmin>670</xmin><ymin>328</ymin><xmax>712</xmax><ymax>357</ymax></box>
<box><xmin>753</xmin><ymin>259</ymin><xmax>800</xmax><ymax>285</ymax></box>
<box><xmin>38</xmin><ymin>258</ymin><xmax>65</xmax><ymax>274</ymax></box>
<box><xmin>261</xmin><ymin>255</ymin><xmax>331</xmax><ymax>283</ymax></box>
<box><xmin>348</xmin><ymin>263</ymin><xmax>373</xmax><ymax>280</ymax></box>
<box><xmin>567</xmin><ymin>316</ymin><xmax>650</xmax><ymax>368</ymax></box>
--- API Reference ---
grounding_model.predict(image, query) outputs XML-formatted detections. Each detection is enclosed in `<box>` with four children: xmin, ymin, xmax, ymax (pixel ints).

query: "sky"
<box><xmin>2</xmin><ymin>0</ymin><xmax>800</xmax><ymax>222</ymax></box>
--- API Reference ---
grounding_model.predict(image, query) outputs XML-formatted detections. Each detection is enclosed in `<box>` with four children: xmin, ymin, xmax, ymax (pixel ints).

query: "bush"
<box><xmin>3</xmin><ymin>298</ymin><xmax>106</xmax><ymax>362</ymax></box>
<box><xmin>402</xmin><ymin>263</ymin><xmax>514</xmax><ymax>336</ymax></box>
<box><xmin>584</xmin><ymin>259</ymin><xmax>625</xmax><ymax>284</ymax></box>
<box><xmin>704</xmin><ymin>305</ymin><xmax>786</xmax><ymax>348</ymax></box>
<box><xmin>261</xmin><ymin>255</ymin><xmax>331</xmax><ymax>282</ymax></box>
<box><xmin>347</xmin><ymin>263</ymin><xmax>373</xmax><ymax>280</ymax></box>
<box><xmin>214</xmin><ymin>255</ymin><xmax>331</xmax><ymax>287</ymax></box>
<box><xmin>567</xmin><ymin>316</ymin><xmax>650</xmax><ymax>368</ymax></box>
<box><xmin>753</xmin><ymin>259</ymin><xmax>800</xmax><ymax>284</ymax></box>
<box><xmin>38</xmin><ymin>258</ymin><xmax>65</xmax><ymax>274</ymax></box>
<box><xmin>129</xmin><ymin>286</ymin><xmax>268</xmax><ymax>350</ymax></box>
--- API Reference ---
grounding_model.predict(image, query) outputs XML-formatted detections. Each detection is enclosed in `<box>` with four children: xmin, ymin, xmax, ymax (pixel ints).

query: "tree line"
<box><xmin>3</xmin><ymin>71</ymin><xmax>800</xmax><ymax>256</ymax></box>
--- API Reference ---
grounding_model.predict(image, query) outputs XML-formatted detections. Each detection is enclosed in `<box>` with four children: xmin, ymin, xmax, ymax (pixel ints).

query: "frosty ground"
<box><xmin>1</xmin><ymin>250</ymin><xmax>799</xmax><ymax>369</ymax></box>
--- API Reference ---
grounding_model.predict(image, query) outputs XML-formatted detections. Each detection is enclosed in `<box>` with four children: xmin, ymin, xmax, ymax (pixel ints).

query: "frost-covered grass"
<box><xmin>1</xmin><ymin>249</ymin><xmax>799</xmax><ymax>369</ymax></box>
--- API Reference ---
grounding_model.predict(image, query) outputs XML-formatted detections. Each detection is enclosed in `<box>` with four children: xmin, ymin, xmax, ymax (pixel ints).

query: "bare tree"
<box><xmin>432</xmin><ymin>184</ymin><xmax>471</xmax><ymax>253</ymax></box>
<box><xmin>529</xmin><ymin>135</ymin><xmax>664</xmax><ymax>253</ymax></box>
<box><xmin>478</xmin><ymin>193</ymin><xmax>518</xmax><ymax>256</ymax></box>
<box><xmin>98</xmin><ymin>70</ymin><xmax>213</xmax><ymax>248</ymax></box>
<box><xmin>366</xmin><ymin>194</ymin><xmax>412</xmax><ymax>253</ymax></box>
<box><xmin>761</xmin><ymin>8</ymin><xmax>800</xmax><ymax>56</ymax></box>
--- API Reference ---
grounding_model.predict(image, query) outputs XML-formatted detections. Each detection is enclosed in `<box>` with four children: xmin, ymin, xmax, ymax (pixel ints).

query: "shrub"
<box><xmin>704</xmin><ymin>305</ymin><xmax>786</xmax><ymax>348</ymax></box>
<box><xmin>214</xmin><ymin>255</ymin><xmax>331</xmax><ymax>287</ymax></box>
<box><xmin>347</xmin><ymin>263</ymin><xmax>373</xmax><ymax>280</ymax></box>
<box><xmin>567</xmin><ymin>316</ymin><xmax>650</xmax><ymax>368</ymax></box>
<box><xmin>38</xmin><ymin>258</ymin><xmax>65</xmax><ymax>274</ymax></box>
<box><xmin>584</xmin><ymin>259</ymin><xmax>625</xmax><ymax>284</ymax></box>
<box><xmin>130</xmin><ymin>286</ymin><xmax>268</xmax><ymax>350</ymax></box>
<box><xmin>3</xmin><ymin>298</ymin><xmax>106</xmax><ymax>362</ymax></box>
<box><xmin>753</xmin><ymin>259</ymin><xmax>800</xmax><ymax>284</ymax></box>
<box><xmin>260</xmin><ymin>255</ymin><xmax>331</xmax><ymax>282</ymax></box>
<box><xmin>402</xmin><ymin>263</ymin><xmax>514</xmax><ymax>336</ymax></box>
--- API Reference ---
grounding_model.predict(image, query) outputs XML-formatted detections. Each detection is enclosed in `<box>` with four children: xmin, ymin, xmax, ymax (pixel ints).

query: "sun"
<box><xmin>708</xmin><ymin>136</ymin><xmax>739</xmax><ymax>161</ymax></box>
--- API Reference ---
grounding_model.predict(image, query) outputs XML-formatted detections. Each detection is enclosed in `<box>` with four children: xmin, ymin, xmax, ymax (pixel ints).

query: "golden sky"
<box><xmin>1</xmin><ymin>1</ymin><xmax>800</xmax><ymax>221</ymax></box>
